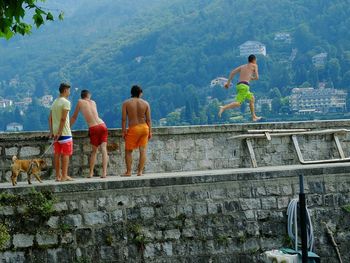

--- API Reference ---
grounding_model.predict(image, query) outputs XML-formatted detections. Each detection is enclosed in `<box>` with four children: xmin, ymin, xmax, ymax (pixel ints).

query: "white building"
<box><xmin>312</xmin><ymin>53</ymin><xmax>327</xmax><ymax>68</ymax></box>
<box><xmin>210</xmin><ymin>77</ymin><xmax>232</xmax><ymax>88</ymax></box>
<box><xmin>256</xmin><ymin>98</ymin><xmax>272</xmax><ymax>112</ymax></box>
<box><xmin>40</xmin><ymin>95</ymin><xmax>53</xmax><ymax>108</ymax></box>
<box><xmin>6</xmin><ymin>122</ymin><xmax>23</xmax><ymax>132</ymax></box>
<box><xmin>290</xmin><ymin>87</ymin><xmax>347</xmax><ymax>114</ymax></box>
<box><xmin>274</xmin><ymin>32</ymin><xmax>292</xmax><ymax>43</ymax></box>
<box><xmin>0</xmin><ymin>98</ymin><xmax>13</xmax><ymax>108</ymax></box>
<box><xmin>239</xmin><ymin>41</ymin><xmax>266</xmax><ymax>57</ymax></box>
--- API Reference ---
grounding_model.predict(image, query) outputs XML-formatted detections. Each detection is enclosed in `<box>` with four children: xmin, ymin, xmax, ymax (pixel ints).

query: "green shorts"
<box><xmin>235</xmin><ymin>82</ymin><xmax>253</xmax><ymax>103</ymax></box>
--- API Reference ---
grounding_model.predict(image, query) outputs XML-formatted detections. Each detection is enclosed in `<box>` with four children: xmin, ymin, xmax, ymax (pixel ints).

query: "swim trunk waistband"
<box><xmin>57</xmin><ymin>135</ymin><xmax>72</xmax><ymax>144</ymax></box>
<box><xmin>237</xmin><ymin>81</ymin><xmax>250</xmax><ymax>86</ymax></box>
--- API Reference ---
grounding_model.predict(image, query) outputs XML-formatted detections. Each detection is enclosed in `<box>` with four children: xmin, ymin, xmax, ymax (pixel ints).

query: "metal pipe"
<box><xmin>299</xmin><ymin>175</ymin><xmax>308</xmax><ymax>263</ymax></box>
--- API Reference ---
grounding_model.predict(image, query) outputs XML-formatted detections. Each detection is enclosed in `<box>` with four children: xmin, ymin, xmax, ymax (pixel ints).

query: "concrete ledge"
<box><xmin>1</xmin><ymin>119</ymin><xmax>350</xmax><ymax>139</ymax></box>
<box><xmin>2</xmin><ymin>163</ymin><xmax>350</xmax><ymax>195</ymax></box>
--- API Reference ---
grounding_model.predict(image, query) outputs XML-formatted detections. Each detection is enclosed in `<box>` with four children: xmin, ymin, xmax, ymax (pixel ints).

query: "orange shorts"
<box><xmin>125</xmin><ymin>123</ymin><xmax>149</xmax><ymax>150</ymax></box>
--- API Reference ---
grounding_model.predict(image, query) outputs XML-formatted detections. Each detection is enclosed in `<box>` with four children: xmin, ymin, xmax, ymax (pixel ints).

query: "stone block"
<box><xmin>62</xmin><ymin>214</ymin><xmax>83</xmax><ymax>228</ymax></box>
<box><xmin>19</xmin><ymin>146</ymin><xmax>40</xmax><ymax>157</ymax></box>
<box><xmin>240</xmin><ymin>198</ymin><xmax>261</xmax><ymax>210</ymax></box>
<box><xmin>5</xmin><ymin>147</ymin><xmax>18</xmax><ymax>156</ymax></box>
<box><xmin>0</xmin><ymin>206</ymin><xmax>15</xmax><ymax>216</ymax></box>
<box><xmin>261</xmin><ymin>197</ymin><xmax>277</xmax><ymax>210</ymax></box>
<box><xmin>277</xmin><ymin>197</ymin><xmax>290</xmax><ymax>209</ymax></box>
<box><xmin>47</xmin><ymin>216</ymin><xmax>59</xmax><ymax>229</ymax></box>
<box><xmin>36</xmin><ymin>233</ymin><xmax>58</xmax><ymax>246</ymax></box>
<box><xmin>84</xmin><ymin>211</ymin><xmax>109</xmax><ymax>225</ymax></box>
<box><xmin>53</xmin><ymin>202</ymin><xmax>68</xmax><ymax>212</ymax></box>
<box><xmin>164</xmin><ymin>229</ymin><xmax>181</xmax><ymax>240</ymax></box>
<box><xmin>140</xmin><ymin>207</ymin><xmax>155</xmax><ymax>219</ymax></box>
<box><xmin>194</xmin><ymin>203</ymin><xmax>208</xmax><ymax>216</ymax></box>
<box><xmin>0</xmin><ymin>252</ymin><xmax>26</xmax><ymax>263</ymax></box>
<box><xmin>144</xmin><ymin>244</ymin><xmax>155</xmax><ymax>258</ymax></box>
<box><xmin>76</xmin><ymin>228</ymin><xmax>93</xmax><ymax>245</ymax></box>
<box><xmin>111</xmin><ymin>209</ymin><xmax>123</xmax><ymax>223</ymax></box>
<box><xmin>13</xmin><ymin>234</ymin><xmax>34</xmax><ymax>248</ymax></box>
<box><xmin>162</xmin><ymin>242</ymin><xmax>173</xmax><ymax>256</ymax></box>
<box><xmin>61</xmin><ymin>232</ymin><xmax>74</xmax><ymax>244</ymax></box>
<box><xmin>80</xmin><ymin>200</ymin><xmax>95</xmax><ymax>212</ymax></box>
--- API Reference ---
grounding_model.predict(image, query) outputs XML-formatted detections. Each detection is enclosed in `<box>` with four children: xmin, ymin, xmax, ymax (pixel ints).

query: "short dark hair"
<box><xmin>248</xmin><ymin>54</ymin><xmax>256</xmax><ymax>63</ymax></box>
<box><xmin>81</xmin><ymin>89</ymin><xmax>90</xmax><ymax>99</ymax></box>
<box><xmin>59</xmin><ymin>83</ymin><xmax>71</xmax><ymax>94</ymax></box>
<box><xmin>131</xmin><ymin>85</ymin><xmax>143</xmax><ymax>98</ymax></box>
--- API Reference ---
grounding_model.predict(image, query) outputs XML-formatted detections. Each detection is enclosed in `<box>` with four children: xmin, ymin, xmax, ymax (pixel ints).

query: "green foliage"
<box><xmin>0</xmin><ymin>189</ymin><xmax>55</xmax><ymax>219</ymax></box>
<box><xmin>0</xmin><ymin>0</ymin><xmax>63</xmax><ymax>39</ymax></box>
<box><xmin>342</xmin><ymin>205</ymin><xmax>350</xmax><ymax>213</ymax></box>
<box><xmin>127</xmin><ymin>223</ymin><xmax>148</xmax><ymax>252</ymax></box>
<box><xmin>216</xmin><ymin>235</ymin><xmax>229</xmax><ymax>246</ymax></box>
<box><xmin>0</xmin><ymin>224</ymin><xmax>10</xmax><ymax>250</ymax></box>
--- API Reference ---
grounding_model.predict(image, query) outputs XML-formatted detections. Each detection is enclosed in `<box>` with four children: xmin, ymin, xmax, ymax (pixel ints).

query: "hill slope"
<box><xmin>0</xmin><ymin>0</ymin><xmax>350</xmax><ymax>129</ymax></box>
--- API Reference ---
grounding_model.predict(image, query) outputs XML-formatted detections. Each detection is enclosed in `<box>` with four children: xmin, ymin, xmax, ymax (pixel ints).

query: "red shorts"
<box><xmin>89</xmin><ymin>123</ymin><xmax>108</xmax><ymax>147</ymax></box>
<box><xmin>54</xmin><ymin>141</ymin><xmax>73</xmax><ymax>156</ymax></box>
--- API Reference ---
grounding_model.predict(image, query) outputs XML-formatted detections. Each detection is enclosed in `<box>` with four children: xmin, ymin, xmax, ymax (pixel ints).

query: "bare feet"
<box><xmin>55</xmin><ymin>177</ymin><xmax>61</xmax><ymax>182</ymax></box>
<box><xmin>137</xmin><ymin>173</ymin><xmax>143</xmax><ymax>176</ymax></box>
<box><xmin>218</xmin><ymin>106</ymin><xmax>224</xmax><ymax>118</ymax></box>
<box><xmin>88</xmin><ymin>174</ymin><xmax>94</xmax><ymax>178</ymax></box>
<box><xmin>100</xmin><ymin>175</ymin><xmax>107</xmax><ymax>178</ymax></box>
<box><xmin>122</xmin><ymin>172</ymin><xmax>131</xmax><ymax>177</ymax></box>
<box><xmin>252</xmin><ymin>116</ymin><xmax>262</xmax><ymax>122</ymax></box>
<box><xmin>60</xmin><ymin>176</ymin><xmax>74</xmax><ymax>182</ymax></box>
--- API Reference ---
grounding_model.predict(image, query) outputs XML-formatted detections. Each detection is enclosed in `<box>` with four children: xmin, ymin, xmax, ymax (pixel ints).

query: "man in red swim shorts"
<box><xmin>71</xmin><ymin>90</ymin><xmax>109</xmax><ymax>178</ymax></box>
<box><xmin>49</xmin><ymin>83</ymin><xmax>74</xmax><ymax>182</ymax></box>
<box><xmin>122</xmin><ymin>85</ymin><xmax>152</xmax><ymax>176</ymax></box>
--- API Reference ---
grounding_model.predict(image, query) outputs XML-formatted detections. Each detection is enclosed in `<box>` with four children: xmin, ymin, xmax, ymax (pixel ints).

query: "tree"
<box><xmin>0</xmin><ymin>0</ymin><xmax>63</xmax><ymax>39</ymax></box>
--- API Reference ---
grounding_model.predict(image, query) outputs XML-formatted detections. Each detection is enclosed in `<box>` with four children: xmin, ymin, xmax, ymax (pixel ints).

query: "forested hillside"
<box><xmin>1</xmin><ymin>0</ymin><xmax>350</xmax><ymax>130</ymax></box>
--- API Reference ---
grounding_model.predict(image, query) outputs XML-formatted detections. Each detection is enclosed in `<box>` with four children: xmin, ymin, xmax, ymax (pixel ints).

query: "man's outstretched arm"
<box><xmin>122</xmin><ymin>103</ymin><xmax>127</xmax><ymax>139</ymax></box>
<box><xmin>225</xmin><ymin>66</ymin><xmax>241</xmax><ymax>88</ymax></box>
<box><xmin>70</xmin><ymin>101</ymin><xmax>81</xmax><ymax>127</ymax></box>
<box><xmin>145</xmin><ymin>103</ymin><xmax>152</xmax><ymax>139</ymax></box>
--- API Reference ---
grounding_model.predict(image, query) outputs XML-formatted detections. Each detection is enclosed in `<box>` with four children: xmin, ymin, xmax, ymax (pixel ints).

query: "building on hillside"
<box><xmin>159</xmin><ymin>118</ymin><xmax>167</xmax><ymax>127</ymax></box>
<box><xmin>0</xmin><ymin>98</ymin><xmax>13</xmax><ymax>108</ymax></box>
<box><xmin>239</xmin><ymin>41</ymin><xmax>266</xmax><ymax>57</ymax></box>
<box><xmin>289</xmin><ymin>48</ymin><xmax>298</xmax><ymax>62</ymax></box>
<box><xmin>6</xmin><ymin>122</ymin><xmax>23</xmax><ymax>132</ymax></box>
<box><xmin>312</xmin><ymin>52</ymin><xmax>327</xmax><ymax>68</ymax></box>
<box><xmin>210</xmin><ymin>77</ymin><xmax>233</xmax><ymax>88</ymax></box>
<box><xmin>289</xmin><ymin>87</ymin><xmax>347</xmax><ymax>114</ymax></box>
<box><xmin>40</xmin><ymin>95</ymin><xmax>53</xmax><ymax>108</ymax></box>
<box><xmin>256</xmin><ymin>98</ymin><xmax>272</xmax><ymax>113</ymax></box>
<box><xmin>274</xmin><ymin>32</ymin><xmax>292</xmax><ymax>43</ymax></box>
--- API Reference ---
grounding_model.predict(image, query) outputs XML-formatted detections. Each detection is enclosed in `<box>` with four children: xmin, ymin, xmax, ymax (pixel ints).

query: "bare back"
<box><xmin>78</xmin><ymin>99</ymin><xmax>104</xmax><ymax>127</ymax></box>
<box><xmin>238</xmin><ymin>63</ymin><xmax>258</xmax><ymax>82</ymax></box>
<box><xmin>123</xmin><ymin>98</ymin><xmax>150</xmax><ymax>127</ymax></box>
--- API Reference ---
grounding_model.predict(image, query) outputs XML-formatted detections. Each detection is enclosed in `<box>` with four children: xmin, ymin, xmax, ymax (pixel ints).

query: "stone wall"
<box><xmin>0</xmin><ymin>164</ymin><xmax>350</xmax><ymax>262</ymax></box>
<box><xmin>1</xmin><ymin>120</ymin><xmax>350</xmax><ymax>183</ymax></box>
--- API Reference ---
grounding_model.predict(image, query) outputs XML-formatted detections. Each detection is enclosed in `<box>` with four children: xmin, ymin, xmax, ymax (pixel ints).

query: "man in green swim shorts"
<box><xmin>218</xmin><ymin>54</ymin><xmax>262</xmax><ymax>122</ymax></box>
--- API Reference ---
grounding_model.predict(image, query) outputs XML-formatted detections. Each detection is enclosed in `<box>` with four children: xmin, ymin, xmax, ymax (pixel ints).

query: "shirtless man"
<box><xmin>218</xmin><ymin>54</ymin><xmax>262</xmax><ymax>121</ymax></box>
<box><xmin>71</xmin><ymin>90</ymin><xmax>109</xmax><ymax>178</ymax></box>
<box><xmin>122</xmin><ymin>85</ymin><xmax>152</xmax><ymax>176</ymax></box>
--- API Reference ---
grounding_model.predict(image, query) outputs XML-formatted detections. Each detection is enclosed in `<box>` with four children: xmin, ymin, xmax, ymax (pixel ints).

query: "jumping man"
<box><xmin>218</xmin><ymin>54</ymin><xmax>262</xmax><ymax>121</ymax></box>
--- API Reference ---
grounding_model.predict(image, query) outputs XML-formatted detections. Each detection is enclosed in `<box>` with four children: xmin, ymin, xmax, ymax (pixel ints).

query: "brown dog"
<box><xmin>11</xmin><ymin>156</ymin><xmax>47</xmax><ymax>186</ymax></box>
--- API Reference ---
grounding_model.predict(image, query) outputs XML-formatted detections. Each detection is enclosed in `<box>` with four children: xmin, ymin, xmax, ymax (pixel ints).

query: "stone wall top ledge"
<box><xmin>0</xmin><ymin>119</ymin><xmax>349</xmax><ymax>140</ymax></box>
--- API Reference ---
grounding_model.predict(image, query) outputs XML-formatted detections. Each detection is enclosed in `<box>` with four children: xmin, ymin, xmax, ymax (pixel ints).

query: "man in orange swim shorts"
<box><xmin>71</xmin><ymin>90</ymin><xmax>109</xmax><ymax>178</ymax></box>
<box><xmin>122</xmin><ymin>85</ymin><xmax>152</xmax><ymax>176</ymax></box>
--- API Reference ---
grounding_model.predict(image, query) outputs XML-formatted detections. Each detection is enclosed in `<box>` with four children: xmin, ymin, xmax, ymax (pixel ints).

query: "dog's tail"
<box><xmin>12</xmin><ymin>155</ymin><xmax>17</xmax><ymax>162</ymax></box>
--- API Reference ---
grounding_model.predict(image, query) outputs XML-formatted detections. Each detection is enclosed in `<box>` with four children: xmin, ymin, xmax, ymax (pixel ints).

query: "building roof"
<box><xmin>239</xmin><ymin>41</ymin><xmax>265</xmax><ymax>47</ymax></box>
